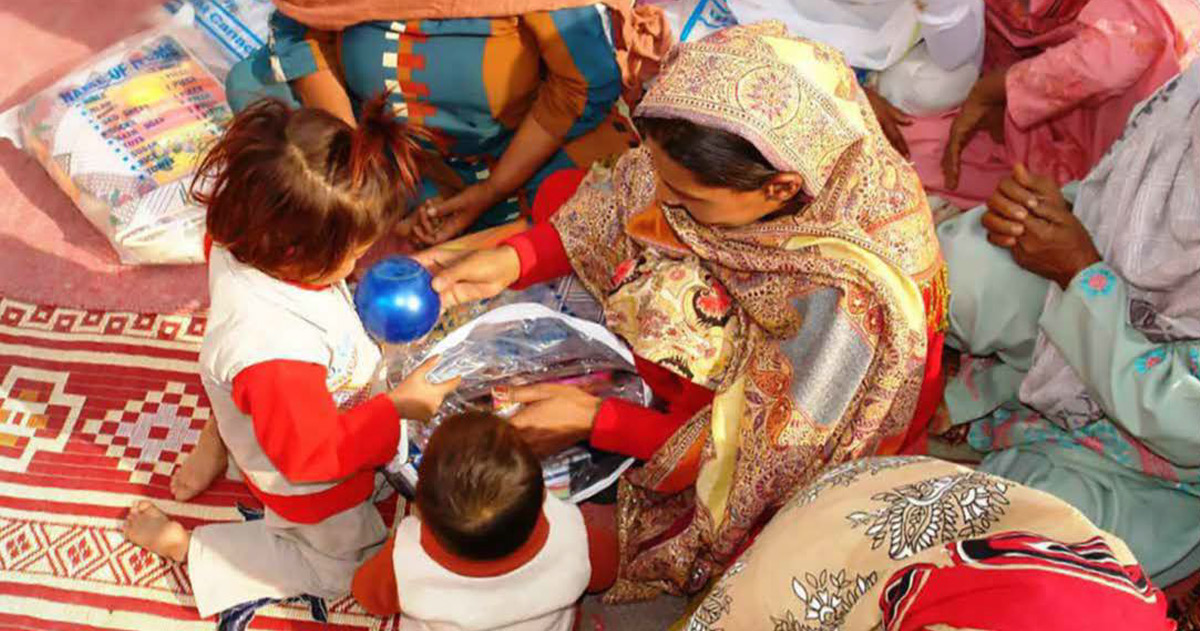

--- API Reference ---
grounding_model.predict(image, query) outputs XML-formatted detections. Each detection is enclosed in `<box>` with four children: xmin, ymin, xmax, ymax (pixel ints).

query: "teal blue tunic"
<box><xmin>226</xmin><ymin>8</ymin><xmax>634</xmax><ymax>231</ymax></box>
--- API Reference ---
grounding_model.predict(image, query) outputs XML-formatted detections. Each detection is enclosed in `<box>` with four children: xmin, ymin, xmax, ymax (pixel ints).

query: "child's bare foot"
<box><xmin>123</xmin><ymin>501</ymin><xmax>190</xmax><ymax>562</ymax></box>
<box><xmin>171</xmin><ymin>419</ymin><xmax>227</xmax><ymax>502</ymax></box>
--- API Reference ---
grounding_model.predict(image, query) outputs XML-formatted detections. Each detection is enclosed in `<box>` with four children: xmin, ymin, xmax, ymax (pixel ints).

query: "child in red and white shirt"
<box><xmin>122</xmin><ymin>95</ymin><xmax>457</xmax><ymax>618</ymax></box>
<box><xmin>351</xmin><ymin>412</ymin><xmax>618</xmax><ymax>631</ymax></box>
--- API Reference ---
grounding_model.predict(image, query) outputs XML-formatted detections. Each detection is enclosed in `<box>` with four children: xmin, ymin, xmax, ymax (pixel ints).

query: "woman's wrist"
<box><xmin>495</xmin><ymin>245</ymin><xmax>523</xmax><ymax>288</ymax></box>
<box><xmin>584</xmin><ymin>394</ymin><xmax>603</xmax><ymax>423</ymax></box>
<box><xmin>980</xmin><ymin>68</ymin><xmax>1009</xmax><ymax>103</ymax></box>
<box><xmin>482</xmin><ymin>116</ymin><xmax>562</xmax><ymax>208</ymax></box>
<box><xmin>473</xmin><ymin>177</ymin><xmax>509</xmax><ymax>209</ymax></box>
<box><xmin>574</xmin><ymin>394</ymin><xmax>602</xmax><ymax>444</ymax></box>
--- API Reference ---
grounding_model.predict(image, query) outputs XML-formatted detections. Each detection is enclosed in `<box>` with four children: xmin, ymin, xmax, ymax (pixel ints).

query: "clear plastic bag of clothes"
<box><xmin>383</xmin><ymin>303</ymin><xmax>644</xmax><ymax>503</ymax></box>
<box><xmin>0</xmin><ymin>7</ymin><xmax>232</xmax><ymax>265</ymax></box>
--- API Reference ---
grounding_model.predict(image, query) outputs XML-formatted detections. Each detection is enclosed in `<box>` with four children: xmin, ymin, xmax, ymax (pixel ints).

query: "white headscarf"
<box><xmin>729</xmin><ymin>0</ymin><xmax>983</xmax><ymax>71</ymax></box>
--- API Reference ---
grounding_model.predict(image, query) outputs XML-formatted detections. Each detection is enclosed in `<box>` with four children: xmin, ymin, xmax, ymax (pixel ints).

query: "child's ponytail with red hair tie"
<box><xmin>193</xmin><ymin>92</ymin><xmax>432</xmax><ymax>282</ymax></box>
<box><xmin>349</xmin><ymin>91</ymin><xmax>426</xmax><ymax>198</ymax></box>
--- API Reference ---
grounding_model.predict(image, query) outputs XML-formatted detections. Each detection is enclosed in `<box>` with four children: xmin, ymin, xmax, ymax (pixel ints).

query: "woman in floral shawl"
<box><xmin>420</xmin><ymin>21</ymin><xmax>946</xmax><ymax>599</ymax></box>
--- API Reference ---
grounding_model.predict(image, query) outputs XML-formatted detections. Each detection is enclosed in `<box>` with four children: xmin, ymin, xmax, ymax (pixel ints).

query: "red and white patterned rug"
<box><xmin>0</xmin><ymin>297</ymin><xmax>399</xmax><ymax>631</ymax></box>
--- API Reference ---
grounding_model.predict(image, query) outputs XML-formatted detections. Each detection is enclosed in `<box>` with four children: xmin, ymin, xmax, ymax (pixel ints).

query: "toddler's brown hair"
<box><xmin>416</xmin><ymin>412</ymin><xmax>545</xmax><ymax>560</ymax></box>
<box><xmin>191</xmin><ymin>94</ymin><xmax>421</xmax><ymax>281</ymax></box>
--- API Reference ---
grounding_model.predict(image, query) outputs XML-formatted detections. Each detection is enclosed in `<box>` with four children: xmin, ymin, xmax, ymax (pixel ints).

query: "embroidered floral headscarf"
<box><xmin>548</xmin><ymin>22</ymin><xmax>946</xmax><ymax>600</ymax></box>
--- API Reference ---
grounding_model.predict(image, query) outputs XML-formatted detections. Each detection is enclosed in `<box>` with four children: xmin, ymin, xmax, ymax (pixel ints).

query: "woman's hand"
<box><xmin>388</xmin><ymin>356</ymin><xmax>461</xmax><ymax>421</ymax></box>
<box><xmin>942</xmin><ymin>69</ymin><xmax>1008</xmax><ymax>190</ymax></box>
<box><xmin>1008</xmin><ymin>165</ymin><xmax>1102</xmax><ymax>289</ymax></box>
<box><xmin>981</xmin><ymin>168</ymin><xmax>1037</xmax><ymax>248</ymax></box>
<box><xmin>409</xmin><ymin>110</ymin><xmax>563</xmax><ymax>247</ymax></box>
<box><xmin>414</xmin><ymin>245</ymin><xmax>521</xmax><ymax>309</ymax></box>
<box><xmin>864</xmin><ymin>86</ymin><xmax>912</xmax><ymax>157</ymax></box>
<box><xmin>412</xmin><ymin>183</ymin><xmax>500</xmax><ymax>247</ymax></box>
<box><xmin>983</xmin><ymin>163</ymin><xmax>1102</xmax><ymax>289</ymax></box>
<box><xmin>507</xmin><ymin>384</ymin><xmax>601</xmax><ymax>457</ymax></box>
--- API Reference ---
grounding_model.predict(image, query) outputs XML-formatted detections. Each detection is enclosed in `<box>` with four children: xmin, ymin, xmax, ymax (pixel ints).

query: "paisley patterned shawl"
<box><xmin>549</xmin><ymin>22</ymin><xmax>945</xmax><ymax>600</ymax></box>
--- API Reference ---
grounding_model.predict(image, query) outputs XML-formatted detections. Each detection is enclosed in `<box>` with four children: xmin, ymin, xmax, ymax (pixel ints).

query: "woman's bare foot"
<box><xmin>123</xmin><ymin>501</ymin><xmax>190</xmax><ymax>562</ymax></box>
<box><xmin>171</xmin><ymin>419</ymin><xmax>227</xmax><ymax>502</ymax></box>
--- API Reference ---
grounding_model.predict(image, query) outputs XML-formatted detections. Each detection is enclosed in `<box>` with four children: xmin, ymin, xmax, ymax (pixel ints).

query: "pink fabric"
<box><xmin>907</xmin><ymin>0</ymin><xmax>1200</xmax><ymax>208</ymax></box>
<box><xmin>0</xmin><ymin>1</ymin><xmax>208</xmax><ymax>313</ymax></box>
<box><xmin>903</xmin><ymin>112</ymin><xmax>1010</xmax><ymax>209</ymax></box>
<box><xmin>985</xmin><ymin>0</ymin><xmax>1089</xmax><ymax>57</ymax></box>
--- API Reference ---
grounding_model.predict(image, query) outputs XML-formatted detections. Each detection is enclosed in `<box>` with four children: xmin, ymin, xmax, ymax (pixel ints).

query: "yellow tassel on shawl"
<box><xmin>921</xmin><ymin>264</ymin><xmax>951</xmax><ymax>334</ymax></box>
<box><xmin>694</xmin><ymin>375</ymin><xmax>745</xmax><ymax>529</ymax></box>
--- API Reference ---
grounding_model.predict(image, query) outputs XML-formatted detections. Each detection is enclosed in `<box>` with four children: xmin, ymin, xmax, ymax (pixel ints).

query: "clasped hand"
<box><xmin>398</xmin><ymin>182</ymin><xmax>501</xmax><ymax>247</ymax></box>
<box><xmin>982</xmin><ymin>163</ymin><xmax>1101</xmax><ymax>289</ymax></box>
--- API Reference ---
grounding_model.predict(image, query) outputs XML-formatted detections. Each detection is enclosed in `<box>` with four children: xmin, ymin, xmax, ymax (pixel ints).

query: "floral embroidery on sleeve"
<box><xmin>1076</xmin><ymin>267</ymin><xmax>1116</xmax><ymax>298</ymax></box>
<box><xmin>1188</xmin><ymin>347</ymin><xmax>1200</xmax><ymax>378</ymax></box>
<box><xmin>1134</xmin><ymin>348</ymin><xmax>1168</xmax><ymax>374</ymax></box>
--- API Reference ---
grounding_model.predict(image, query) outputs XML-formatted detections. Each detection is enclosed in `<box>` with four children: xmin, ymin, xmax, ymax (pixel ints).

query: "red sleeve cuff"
<box><xmin>589</xmin><ymin>398</ymin><xmax>625</xmax><ymax>455</ymax></box>
<box><xmin>590</xmin><ymin>398</ymin><xmax>677</xmax><ymax>461</ymax></box>
<box><xmin>350</xmin><ymin>394</ymin><xmax>403</xmax><ymax>469</ymax></box>
<box><xmin>502</xmin><ymin>222</ymin><xmax>572</xmax><ymax>290</ymax></box>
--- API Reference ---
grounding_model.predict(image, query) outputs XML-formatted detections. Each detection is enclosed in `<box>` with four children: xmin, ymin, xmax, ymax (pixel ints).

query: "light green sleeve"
<box><xmin>1039</xmin><ymin>262</ymin><xmax>1200</xmax><ymax>466</ymax></box>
